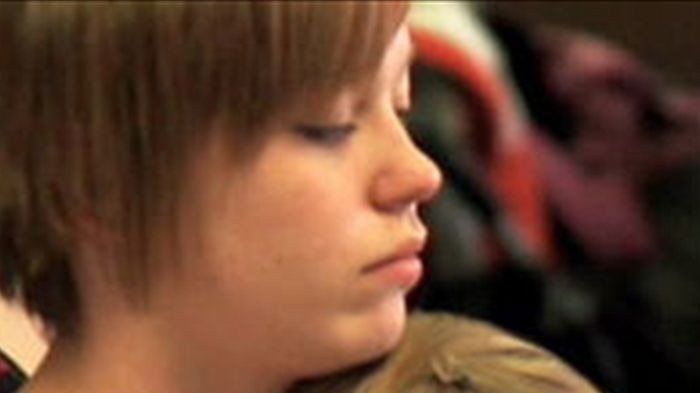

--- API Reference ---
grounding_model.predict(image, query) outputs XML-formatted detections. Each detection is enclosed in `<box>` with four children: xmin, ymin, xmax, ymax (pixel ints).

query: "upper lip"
<box><xmin>361</xmin><ymin>237</ymin><xmax>427</xmax><ymax>273</ymax></box>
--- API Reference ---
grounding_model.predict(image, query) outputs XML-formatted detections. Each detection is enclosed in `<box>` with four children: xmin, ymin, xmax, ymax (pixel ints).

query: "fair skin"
<box><xmin>22</xmin><ymin>23</ymin><xmax>441</xmax><ymax>393</ymax></box>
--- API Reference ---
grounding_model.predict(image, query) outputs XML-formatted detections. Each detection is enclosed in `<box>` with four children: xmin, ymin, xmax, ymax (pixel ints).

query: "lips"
<box><xmin>362</xmin><ymin>238</ymin><xmax>426</xmax><ymax>288</ymax></box>
<box><xmin>363</xmin><ymin>239</ymin><xmax>425</xmax><ymax>272</ymax></box>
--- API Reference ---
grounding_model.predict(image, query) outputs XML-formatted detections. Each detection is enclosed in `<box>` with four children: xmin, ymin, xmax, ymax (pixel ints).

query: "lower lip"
<box><xmin>364</xmin><ymin>257</ymin><xmax>423</xmax><ymax>289</ymax></box>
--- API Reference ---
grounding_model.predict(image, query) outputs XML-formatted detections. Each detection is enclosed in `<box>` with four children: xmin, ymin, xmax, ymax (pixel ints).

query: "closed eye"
<box><xmin>294</xmin><ymin>123</ymin><xmax>357</xmax><ymax>147</ymax></box>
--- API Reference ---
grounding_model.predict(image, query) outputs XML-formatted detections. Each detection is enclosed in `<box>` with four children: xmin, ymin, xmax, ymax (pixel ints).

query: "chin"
<box><xmin>361</xmin><ymin>293</ymin><xmax>409</xmax><ymax>357</ymax></box>
<box><xmin>305</xmin><ymin>293</ymin><xmax>409</xmax><ymax>377</ymax></box>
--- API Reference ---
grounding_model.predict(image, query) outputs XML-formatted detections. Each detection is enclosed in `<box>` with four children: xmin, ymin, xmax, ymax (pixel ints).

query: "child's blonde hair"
<box><xmin>292</xmin><ymin>313</ymin><xmax>600</xmax><ymax>393</ymax></box>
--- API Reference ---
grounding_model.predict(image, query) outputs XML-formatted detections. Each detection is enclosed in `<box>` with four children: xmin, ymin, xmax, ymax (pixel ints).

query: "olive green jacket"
<box><xmin>292</xmin><ymin>313</ymin><xmax>601</xmax><ymax>393</ymax></box>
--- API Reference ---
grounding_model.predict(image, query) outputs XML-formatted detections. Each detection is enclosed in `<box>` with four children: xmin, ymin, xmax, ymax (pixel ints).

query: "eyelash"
<box><xmin>294</xmin><ymin>107</ymin><xmax>411</xmax><ymax>147</ymax></box>
<box><xmin>294</xmin><ymin>123</ymin><xmax>357</xmax><ymax>147</ymax></box>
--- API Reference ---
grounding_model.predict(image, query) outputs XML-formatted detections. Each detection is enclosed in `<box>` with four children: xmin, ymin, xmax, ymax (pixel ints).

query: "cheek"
<box><xmin>179</xmin><ymin>134</ymin><xmax>416</xmax><ymax>377</ymax></box>
<box><xmin>206</xmin><ymin>161</ymin><xmax>371</xmax><ymax>299</ymax></box>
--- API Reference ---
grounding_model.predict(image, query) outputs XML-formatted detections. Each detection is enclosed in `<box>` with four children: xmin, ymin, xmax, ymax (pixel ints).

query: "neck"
<box><xmin>21</xmin><ymin>309</ymin><xmax>292</xmax><ymax>393</ymax></box>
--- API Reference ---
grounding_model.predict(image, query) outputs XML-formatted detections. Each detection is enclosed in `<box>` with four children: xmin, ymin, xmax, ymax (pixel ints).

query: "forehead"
<box><xmin>343</xmin><ymin>24</ymin><xmax>412</xmax><ymax>110</ymax></box>
<box><xmin>278</xmin><ymin>24</ymin><xmax>413</xmax><ymax>119</ymax></box>
<box><xmin>371</xmin><ymin>24</ymin><xmax>414</xmax><ymax>92</ymax></box>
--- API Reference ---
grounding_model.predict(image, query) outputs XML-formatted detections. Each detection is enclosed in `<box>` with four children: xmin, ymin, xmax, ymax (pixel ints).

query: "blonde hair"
<box><xmin>292</xmin><ymin>313</ymin><xmax>600</xmax><ymax>393</ymax></box>
<box><xmin>0</xmin><ymin>1</ymin><xmax>408</xmax><ymax>336</ymax></box>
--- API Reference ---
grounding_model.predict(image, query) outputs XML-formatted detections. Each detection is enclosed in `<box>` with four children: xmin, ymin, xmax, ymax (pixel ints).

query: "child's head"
<box><xmin>0</xmin><ymin>1</ymin><xmax>442</xmax><ymax>378</ymax></box>
<box><xmin>0</xmin><ymin>1</ymin><xmax>406</xmax><ymax>333</ymax></box>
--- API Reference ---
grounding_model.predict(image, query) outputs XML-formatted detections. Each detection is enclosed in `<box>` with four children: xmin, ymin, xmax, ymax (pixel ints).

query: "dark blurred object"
<box><xmin>488</xmin><ymin>12</ymin><xmax>700</xmax><ymax>393</ymax></box>
<box><xmin>488</xmin><ymin>1</ymin><xmax>700</xmax><ymax>87</ymax></box>
<box><xmin>0</xmin><ymin>350</ymin><xmax>25</xmax><ymax>393</ymax></box>
<box><xmin>407</xmin><ymin>4</ymin><xmax>699</xmax><ymax>393</ymax></box>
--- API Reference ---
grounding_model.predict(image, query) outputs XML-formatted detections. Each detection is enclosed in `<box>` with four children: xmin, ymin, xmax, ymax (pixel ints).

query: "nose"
<box><xmin>370</xmin><ymin>124</ymin><xmax>443</xmax><ymax>213</ymax></box>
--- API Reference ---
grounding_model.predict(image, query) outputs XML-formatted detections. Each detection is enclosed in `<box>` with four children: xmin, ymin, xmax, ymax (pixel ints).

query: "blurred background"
<box><xmin>491</xmin><ymin>1</ymin><xmax>700</xmax><ymax>85</ymax></box>
<box><xmin>408</xmin><ymin>2</ymin><xmax>700</xmax><ymax>393</ymax></box>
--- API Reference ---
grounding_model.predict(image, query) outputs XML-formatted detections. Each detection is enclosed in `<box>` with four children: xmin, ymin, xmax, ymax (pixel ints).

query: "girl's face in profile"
<box><xmin>171</xmin><ymin>24</ymin><xmax>442</xmax><ymax>377</ymax></box>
